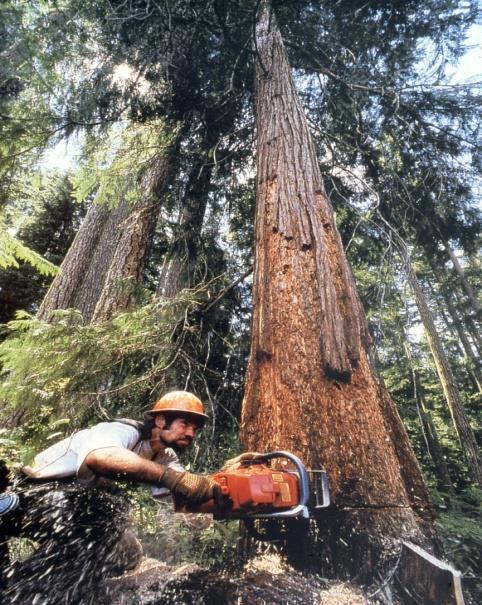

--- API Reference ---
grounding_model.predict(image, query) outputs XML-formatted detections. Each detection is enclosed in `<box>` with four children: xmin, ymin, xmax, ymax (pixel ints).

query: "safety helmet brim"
<box><xmin>149</xmin><ymin>391</ymin><xmax>208</xmax><ymax>426</ymax></box>
<box><xmin>150</xmin><ymin>408</ymin><xmax>208</xmax><ymax>426</ymax></box>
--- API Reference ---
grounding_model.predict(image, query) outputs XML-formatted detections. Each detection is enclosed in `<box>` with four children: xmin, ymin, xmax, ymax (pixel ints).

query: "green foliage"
<box><xmin>73</xmin><ymin>120</ymin><xmax>180</xmax><ymax>209</ymax></box>
<box><xmin>0</xmin><ymin>422</ymin><xmax>48</xmax><ymax>472</ymax></box>
<box><xmin>0</xmin><ymin>293</ymin><xmax>191</xmax><ymax>435</ymax></box>
<box><xmin>435</xmin><ymin>488</ymin><xmax>482</xmax><ymax>600</ymax></box>
<box><xmin>0</xmin><ymin>276</ymin><xmax>247</xmax><ymax>464</ymax></box>
<box><xmin>0</xmin><ymin>229</ymin><xmax>58</xmax><ymax>275</ymax></box>
<box><xmin>0</xmin><ymin>171</ymin><xmax>85</xmax><ymax>323</ymax></box>
<box><xmin>0</xmin><ymin>0</ymin><xmax>480</xmax><ymax>584</ymax></box>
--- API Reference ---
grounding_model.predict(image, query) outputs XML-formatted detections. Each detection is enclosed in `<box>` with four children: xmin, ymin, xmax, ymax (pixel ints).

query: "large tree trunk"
<box><xmin>39</xmin><ymin>128</ymin><xmax>181</xmax><ymax>326</ymax></box>
<box><xmin>403</xmin><ymin>252</ymin><xmax>482</xmax><ymax>486</ymax></box>
<box><xmin>72</xmin><ymin>202</ymin><xmax>131</xmax><ymax>323</ymax></box>
<box><xmin>91</xmin><ymin>139</ymin><xmax>179</xmax><ymax>323</ymax></box>
<box><xmin>241</xmin><ymin>1</ymin><xmax>434</xmax><ymax>581</ymax></box>
<box><xmin>444</xmin><ymin>243</ymin><xmax>481</xmax><ymax>320</ymax></box>
<box><xmin>37</xmin><ymin>203</ymin><xmax>112</xmax><ymax>322</ymax></box>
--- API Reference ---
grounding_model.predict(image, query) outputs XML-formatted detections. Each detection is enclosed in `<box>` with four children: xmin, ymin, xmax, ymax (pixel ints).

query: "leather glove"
<box><xmin>220</xmin><ymin>452</ymin><xmax>264</xmax><ymax>471</ymax></box>
<box><xmin>160</xmin><ymin>468</ymin><xmax>222</xmax><ymax>505</ymax></box>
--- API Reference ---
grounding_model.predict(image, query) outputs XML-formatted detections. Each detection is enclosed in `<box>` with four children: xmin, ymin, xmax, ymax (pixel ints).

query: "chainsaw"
<box><xmin>175</xmin><ymin>451</ymin><xmax>330</xmax><ymax>520</ymax></box>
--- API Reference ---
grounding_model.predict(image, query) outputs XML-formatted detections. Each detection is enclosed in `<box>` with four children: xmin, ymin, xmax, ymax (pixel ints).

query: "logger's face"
<box><xmin>154</xmin><ymin>414</ymin><xmax>200</xmax><ymax>450</ymax></box>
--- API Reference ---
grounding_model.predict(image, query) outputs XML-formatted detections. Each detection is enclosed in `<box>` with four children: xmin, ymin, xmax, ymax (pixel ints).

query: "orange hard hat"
<box><xmin>150</xmin><ymin>391</ymin><xmax>208</xmax><ymax>425</ymax></box>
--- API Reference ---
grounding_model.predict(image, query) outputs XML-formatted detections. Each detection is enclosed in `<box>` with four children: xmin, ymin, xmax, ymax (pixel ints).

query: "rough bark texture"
<box><xmin>92</xmin><ymin>146</ymin><xmax>177</xmax><ymax>323</ymax></box>
<box><xmin>37</xmin><ymin>203</ymin><xmax>111</xmax><ymax>322</ymax></box>
<box><xmin>241</xmin><ymin>1</ymin><xmax>434</xmax><ymax>581</ymax></box>
<box><xmin>405</xmin><ymin>256</ymin><xmax>482</xmax><ymax>486</ymax></box>
<box><xmin>251</xmin><ymin>5</ymin><xmax>370</xmax><ymax>380</ymax></box>
<box><xmin>70</xmin><ymin>201</ymin><xmax>131</xmax><ymax>323</ymax></box>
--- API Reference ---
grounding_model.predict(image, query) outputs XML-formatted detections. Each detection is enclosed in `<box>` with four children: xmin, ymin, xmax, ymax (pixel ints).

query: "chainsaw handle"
<box><xmin>245</xmin><ymin>451</ymin><xmax>310</xmax><ymax>519</ymax></box>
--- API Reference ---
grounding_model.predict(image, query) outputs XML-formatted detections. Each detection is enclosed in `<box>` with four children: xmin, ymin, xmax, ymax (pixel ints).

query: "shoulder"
<box><xmin>85</xmin><ymin>421</ymin><xmax>141</xmax><ymax>449</ymax></box>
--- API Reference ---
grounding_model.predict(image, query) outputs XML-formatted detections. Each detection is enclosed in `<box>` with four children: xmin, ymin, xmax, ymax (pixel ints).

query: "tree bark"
<box><xmin>444</xmin><ymin>243</ymin><xmax>481</xmax><ymax>320</ymax></box>
<box><xmin>403</xmin><ymin>252</ymin><xmax>482</xmax><ymax>486</ymax></box>
<box><xmin>37</xmin><ymin>203</ymin><xmax>112</xmax><ymax>322</ymax></box>
<box><xmin>72</xmin><ymin>202</ymin><xmax>131</xmax><ymax>323</ymax></box>
<box><xmin>91</xmin><ymin>139</ymin><xmax>179</xmax><ymax>323</ymax></box>
<box><xmin>241</xmin><ymin>1</ymin><xmax>435</xmax><ymax>581</ymax></box>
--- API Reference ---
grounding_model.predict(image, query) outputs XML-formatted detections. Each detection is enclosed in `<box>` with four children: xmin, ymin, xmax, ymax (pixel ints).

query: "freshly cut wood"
<box><xmin>397</xmin><ymin>541</ymin><xmax>465</xmax><ymax>605</ymax></box>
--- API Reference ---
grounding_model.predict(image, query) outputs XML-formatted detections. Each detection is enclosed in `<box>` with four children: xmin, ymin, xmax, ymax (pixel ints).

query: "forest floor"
<box><xmin>102</xmin><ymin>553</ymin><xmax>390</xmax><ymax>605</ymax></box>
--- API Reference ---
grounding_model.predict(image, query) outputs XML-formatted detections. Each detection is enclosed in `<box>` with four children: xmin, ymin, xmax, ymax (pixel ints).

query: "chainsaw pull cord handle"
<box><xmin>242</xmin><ymin>451</ymin><xmax>310</xmax><ymax>519</ymax></box>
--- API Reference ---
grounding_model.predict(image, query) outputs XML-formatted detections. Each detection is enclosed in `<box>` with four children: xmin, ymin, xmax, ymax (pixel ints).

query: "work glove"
<box><xmin>160</xmin><ymin>468</ymin><xmax>223</xmax><ymax>505</ymax></box>
<box><xmin>220</xmin><ymin>452</ymin><xmax>264</xmax><ymax>471</ymax></box>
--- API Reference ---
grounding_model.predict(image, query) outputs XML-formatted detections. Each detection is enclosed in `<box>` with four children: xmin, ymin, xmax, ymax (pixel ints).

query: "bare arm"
<box><xmin>84</xmin><ymin>447</ymin><xmax>166</xmax><ymax>485</ymax></box>
<box><xmin>85</xmin><ymin>447</ymin><xmax>220</xmax><ymax>505</ymax></box>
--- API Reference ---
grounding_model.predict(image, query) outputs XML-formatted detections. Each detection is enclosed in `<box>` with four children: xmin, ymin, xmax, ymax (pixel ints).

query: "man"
<box><xmin>0</xmin><ymin>391</ymin><xmax>223</xmax><ymax>604</ymax></box>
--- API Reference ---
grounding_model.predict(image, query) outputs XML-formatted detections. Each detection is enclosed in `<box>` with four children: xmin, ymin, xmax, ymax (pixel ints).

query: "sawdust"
<box><xmin>103</xmin><ymin>556</ymin><xmax>380</xmax><ymax>604</ymax></box>
<box><xmin>244</xmin><ymin>552</ymin><xmax>287</xmax><ymax>575</ymax></box>
<box><xmin>318</xmin><ymin>582</ymin><xmax>370</xmax><ymax>604</ymax></box>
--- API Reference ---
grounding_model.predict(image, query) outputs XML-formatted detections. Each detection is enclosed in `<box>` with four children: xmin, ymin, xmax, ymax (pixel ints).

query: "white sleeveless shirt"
<box><xmin>27</xmin><ymin>421</ymin><xmax>184</xmax><ymax>496</ymax></box>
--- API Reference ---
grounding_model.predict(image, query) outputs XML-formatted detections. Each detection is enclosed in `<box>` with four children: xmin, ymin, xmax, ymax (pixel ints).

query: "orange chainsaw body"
<box><xmin>174</xmin><ymin>451</ymin><xmax>330</xmax><ymax>520</ymax></box>
<box><xmin>175</xmin><ymin>463</ymin><xmax>299</xmax><ymax>515</ymax></box>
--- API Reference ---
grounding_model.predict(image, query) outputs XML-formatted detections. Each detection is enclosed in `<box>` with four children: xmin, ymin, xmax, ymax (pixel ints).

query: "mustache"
<box><xmin>182</xmin><ymin>436</ymin><xmax>193</xmax><ymax>444</ymax></box>
<box><xmin>171</xmin><ymin>438</ymin><xmax>192</xmax><ymax>453</ymax></box>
